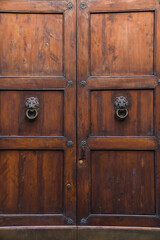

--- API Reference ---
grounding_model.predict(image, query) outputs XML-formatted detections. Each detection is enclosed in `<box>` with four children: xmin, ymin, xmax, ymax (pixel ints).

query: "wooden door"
<box><xmin>0</xmin><ymin>0</ymin><xmax>76</xmax><ymax>226</ymax></box>
<box><xmin>0</xmin><ymin>0</ymin><xmax>160</xmax><ymax>230</ymax></box>
<box><xmin>77</xmin><ymin>0</ymin><xmax>160</xmax><ymax>227</ymax></box>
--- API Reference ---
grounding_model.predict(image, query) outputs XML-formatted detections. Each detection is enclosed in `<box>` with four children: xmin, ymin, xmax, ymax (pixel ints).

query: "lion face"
<box><xmin>25</xmin><ymin>97</ymin><xmax>39</xmax><ymax>110</ymax></box>
<box><xmin>114</xmin><ymin>96</ymin><xmax>128</xmax><ymax>111</ymax></box>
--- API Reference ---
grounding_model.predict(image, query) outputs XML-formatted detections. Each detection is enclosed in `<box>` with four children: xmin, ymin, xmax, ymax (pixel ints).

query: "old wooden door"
<box><xmin>0</xmin><ymin>0</ymin><xmax>76</xmax><ymax>226</ymax></box>
<box><xmin>77</xmin><ymin>0</ymin><xmax>160</xmax><ymax>227</ymax></box>
<box><xmin>0</xmin><ymin>0</ymin><xmax>160</xmax><ymax>231</ymax></box>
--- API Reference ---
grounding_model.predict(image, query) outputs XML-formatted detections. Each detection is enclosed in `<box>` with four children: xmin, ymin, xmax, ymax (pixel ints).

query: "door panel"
<box><xmin>90</xmin><ymin>12</ymin><xmax>154</xmax><ymax>76</ymax></box>
<box><xmin>0</xmin><ymin>91</ymin><xmax>64</xmax><ymax>136</ymax></box>
<box><xmin>0</xmin><ymin>151</ymin><xmax>64</xmax><ymax>214</ymax></box>
<box><xmin>0</xmin><ymin>0</ymin><xmax>76</xmax><ymax>226</ymax></box>
<box><xmin>77</xmin><ymin>0</ymin><xmax>160</xmax><ymax>227</ymax></box>
<box><xmin>91</xmin><ymin>151</ymin><xmax>155</xmax><ymax>215</ymax></box>
<box><xmin>0</xmin><ymin>13</ymin><xmax>63</xmax><ymax>76</ymax></box>
<box><xmin>0</xmin><ymin>0</ymin><xmax>160</xmax><ymax>230</ymax></box>
<box><xmin>90</xmin><ymin>90</ymin><xmax>154</xmax><ymax>136</ymax></box>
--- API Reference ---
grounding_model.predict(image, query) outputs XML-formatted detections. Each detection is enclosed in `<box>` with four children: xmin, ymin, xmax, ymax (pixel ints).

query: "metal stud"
<box><xmin>66</xmin><ymin>183</ymin><xmax>71</xmax><ymax>189</ymax></box>
<box><xmin>81</xmin><ymin>140</ymin><xmax>87</xmax><ymax>147</ymax></box>
<box><xmin>67</xmin><ymin>2</ymin><xmax>74</xmax><ymax>9</ymax></box>
<box><xmin>66</xmin><ymin>140</ymin><xmax>74</xmax><ymax>148</ymax></box>
<box><xmin>80</xmin><ymin>80</ymin><xmax>87</xmax><ymax>87</ymax></box>
<box><xmin>66</xmin><ymin>218</ymin><xmax>74</xmax><ymax>225</ymax></box>
<box><xmin>67</xmin><ymin>80</ymin><xmax>73</xmax><ymax>87</ymax></box>
<box><xmin>79</xmin><ymin>2</ymin><xmax>87</xmax><ymax>9</ymax></box>
<box><xmin>80</xmin><ymin>218</ymin><xmax>87</xmax><ymax>225</ymax></box>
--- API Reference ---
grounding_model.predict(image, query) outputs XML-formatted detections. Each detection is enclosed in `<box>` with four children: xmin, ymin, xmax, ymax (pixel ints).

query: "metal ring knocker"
<box><xmin>25</xmin><ymin>97</ymin><xmax>40</xmax><ymax>120</ymax></box>
<box><xmin>114</xmin><ymin>96</ymin><xmax>129</xmax><ymax>120</ymax></box>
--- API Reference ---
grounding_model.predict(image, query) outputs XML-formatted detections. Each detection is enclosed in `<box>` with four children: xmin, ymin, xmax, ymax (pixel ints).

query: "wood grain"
<box><xmin>77</xmin><ymin>0</ymin><xmax>160</xmax><ymax>227</ymax></box>
<box><xmin>91</xmin><ymin>151</ymin><xmax>155</xmax><ymax>214</ymax></box>
<box><xmin>0</xmin><ymin>0</ymin><xmax>67</xmax><ymax>12</ymax></box>
<box><xmin>78</xmin><ymin>227</ymin><xmax>160</xmax><ymax>239</ymax></box>
<box><xmin>0</xmin><ymin>151</ymin><xmax>64</xmax><ymax>214</ymax></box>
<box><xmin>0</xmin><ymin>0</ymin><xmax>159</xmax><ymax>230</ymax></box>
<box><xmin>90</xmin><ymin>12</ymin><xmax>154</xmax><ymax>76</ymax></box>
<box><xmin>88</xmin><ymin>137</ymin><xmax>157</xmax><ymax>150</ymax></box>
<box><xmin>90</xmin><ymin>90</ymin><xmax>154</xmax><ymax>136</ymax></box>
<box><xmin>87</xmin><ymin>0</ymin><xmax>157</xmax><ymax>12</ymax></box>
<box><xmin>0</xmin><ymin>0</ymin><xmax>76</xmax><ymax>227</ymax></box>
<box><xmin>87</xmin><ymin>77</ymin><xmax>157</xmax><ymax>89</ymax></box>
<box><xmin>0</xmin><ymin>91</ymin><xmax>64</xmax><ymax>136</ymax></box>
<box><xmin>0</xmin><ymin>13</ymin><xmax>63</xmax><ymax>77</ymax></box>
<box><xmin>0</xmin><ymin>227</ymin><xmax>76</xmax><ymax>240</ymax></box>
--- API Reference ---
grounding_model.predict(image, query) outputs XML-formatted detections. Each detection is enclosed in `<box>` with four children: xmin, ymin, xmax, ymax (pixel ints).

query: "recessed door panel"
<box><xmin>0</xmin><ymin>150</ymin><xmax>64</xmax><ymax>214</ymax></box>
<box><xmin>0</xmin><ymin>91</ymin><xmax>64</xmax><ymax>136</ymax></box>
<box><xmin>1</xmin><ymin>0</ymin><xmax>160</xmax><ymax>231</ymax></box>
<box><xmin>90</xmin><ymin>12</ymin><xmax>154</xmax><ymax>76</ymax></box>
<box><xmin>91</xmin><ymin>150</ymin><xmax>155</xmax><ymax>215</ymax></box>
<box><xmin>90</xmin><ymin>90</ymin><xmax>154</xmax><ymax>136</ymax></box>
<box><xmin>0</xmin><ymin>13</ymin><xmax>63</xmax><ymax>77</ymax></box>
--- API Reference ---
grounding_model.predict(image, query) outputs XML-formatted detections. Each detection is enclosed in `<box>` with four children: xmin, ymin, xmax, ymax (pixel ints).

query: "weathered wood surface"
<box><xmin>0</xmin><ymin>0</ymin><xmax>160</xmax><ymax>230</ymax></box>
<box><xmin>0</xmin><ymin>0</ymin><xmax>76</xmax><ymax>226</ymax></box>
<box><xmin>77</xmin><ymin>0</ymin><xmax>160</xmax><ymax>227</ymax></box>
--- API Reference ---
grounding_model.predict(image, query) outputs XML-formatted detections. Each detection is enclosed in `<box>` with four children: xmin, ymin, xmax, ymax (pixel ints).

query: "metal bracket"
<box><xmin>80</xmin><ymin>80</ymin><xmax>87</xmax><ymax>87</ymax></box>
<box><xmin>67</xmin><ymin>80</ymin><xmax>73</xmax><ymax>87</ymax></box>
<box><xmin>66</xmin><ymin>140</ymin><xmax>74</xmax><ymax>148</ymax></box>
<box><xmin>66</xmin><ymin>2</ymin><xmax>74</xmax><ymax>9</ymax></box>
<box><xmin>79</xmin><ymin>2</ymin><xmax>87</xmax><ymax>9</ymax></box>
<box><xmin>80</xmin><ymin>140</ymin><xmax>87</xmax><ymax>160</ymax></box>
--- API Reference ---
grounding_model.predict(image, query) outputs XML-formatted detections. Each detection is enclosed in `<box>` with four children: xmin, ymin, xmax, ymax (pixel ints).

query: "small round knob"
<box><xmin>79</xmin><ymin>160</ymin><xmax>84</xmax><ymax>165</ymax></box>
<box><xmin>66</xmin><ymin>183</ymin><xmax>71</xmax><ymax>189</ymax></box>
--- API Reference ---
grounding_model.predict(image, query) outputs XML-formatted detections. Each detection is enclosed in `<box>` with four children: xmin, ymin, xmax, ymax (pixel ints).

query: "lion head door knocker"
<box><xmin>114</xmin><ymin>96</ymin><xmax>129</xmax><ymax>120</ymax></box>
<box><xmin>25</xmin><ymin>97</ymin><xmax>40</xmax><ymax>120</ymax></box>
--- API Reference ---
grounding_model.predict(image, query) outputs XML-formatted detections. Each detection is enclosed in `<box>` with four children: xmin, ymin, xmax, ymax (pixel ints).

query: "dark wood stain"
<box><xmin>90</xmin><ymin>90</ymin><xmax>154</xmax><ymax>136</ymax></box>
<box><xmin>77</xmin><ymin>0</ymin><xmax>160</xmax><ymax>229</ymax></box>
<box><xmin>91</xmin><ymin>151</ymin><xmax>155</xmax><ymax>215</ymax></box>
<box><xmin>90</xmin><ymin>12</ymin><xmax>154</xmax><ymax>76</ymax></box>
<box><xmin>0</xmin><ymin>0</ymin><xmax>76</xmax><ymax>227</ymax></box>
<box><xmin>0</xmin><ymin>0</ymin><xmax>160</xmax><ymax>234</ymax></box>
<box><xmin>0</xmin><ymin>13</ymin><xmax>64</xmax><ymax>76</ymax></box>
